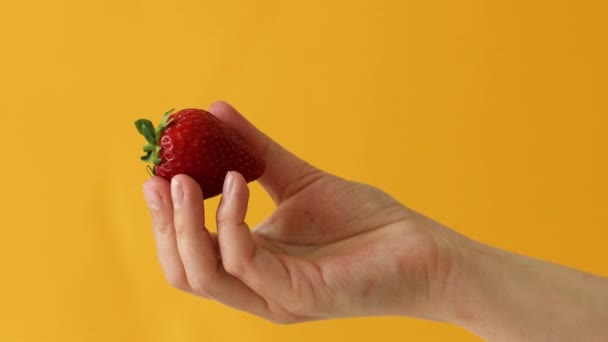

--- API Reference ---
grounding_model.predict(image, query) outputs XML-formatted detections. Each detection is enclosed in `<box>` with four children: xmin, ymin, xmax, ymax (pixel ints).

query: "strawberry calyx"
<box><xmin>134</xmin><ymin>109</ymin><xmax>175</xmax><ymax>174</ymax></box>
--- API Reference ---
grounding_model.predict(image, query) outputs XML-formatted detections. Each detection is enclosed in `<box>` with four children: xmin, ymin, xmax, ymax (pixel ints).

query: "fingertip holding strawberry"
<box><xmin>135</xmin><ymin>108</ymin><xmax>265</xmax><ymax>199</ymax></box>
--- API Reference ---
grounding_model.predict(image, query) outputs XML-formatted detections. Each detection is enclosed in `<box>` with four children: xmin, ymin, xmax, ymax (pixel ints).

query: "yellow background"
<box><xmin>1</xmin><ymin>0</ymin><xmax>606</xmax><ymax>341</ymax></box>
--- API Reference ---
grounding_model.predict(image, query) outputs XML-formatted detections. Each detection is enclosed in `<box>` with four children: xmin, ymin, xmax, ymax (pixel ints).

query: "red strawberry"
<box><xmin>135</xmin><ymin>108</ymin><xmax>265</xmax><ymax>199</ymax></box>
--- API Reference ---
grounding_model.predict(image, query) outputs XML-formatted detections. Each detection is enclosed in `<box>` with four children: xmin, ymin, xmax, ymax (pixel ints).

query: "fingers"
<box><xmin>143</xmin><ymin>177</ymin><xmax>191</xmax><ymax>291</ymax></box>
<box><xmin>171</xmin><ymin>175</ymin><xmax>219</xmax><ymax>296</ymax></box>
<box><xmin>208</xmin><ymin>101</ymin><xmax>323</xmax><ymax>203</ymax></box>
<box><xmin>217</xmin><ymin>171</ymin><xmax>292</xmax><ymax>303</ymax></box>
<box><xmin>144</xmin><ymin>174</ymin><xmax>272</xmax><ymax>319</ymax></box>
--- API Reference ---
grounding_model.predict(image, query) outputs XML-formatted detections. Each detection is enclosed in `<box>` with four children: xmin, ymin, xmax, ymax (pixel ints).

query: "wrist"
<box><xmin>439</xmin><ymin>240</ymin><xmax>522</xmax><ymax>340</ymax></box>
<box><xmin>441</xmin><ymin>237</ymin><xmax>608</xmax><ymax>341</ymax></box>
<box><xmin>429</xmin><ymin>238</ymin><xmax>541</xmax><ymax>341</ymax></box>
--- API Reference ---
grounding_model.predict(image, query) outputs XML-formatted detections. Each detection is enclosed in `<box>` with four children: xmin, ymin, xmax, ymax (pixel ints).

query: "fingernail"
<box><xmin>143</xmin><ymin>184</ymin><xmax>161</xmax><ymax>210</ymax></box>
<box><xmin>223</xmin><ymin>171</ymin><xmax>235</xmax><ymax>198</ymax></box>
<box><xmin>171</xmin><ymin>178</ymin><xmax>184</xmax><ymax>207</ymax></box>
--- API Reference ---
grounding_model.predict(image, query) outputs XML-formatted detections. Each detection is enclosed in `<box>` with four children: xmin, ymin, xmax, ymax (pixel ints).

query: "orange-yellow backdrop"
<box><xmin>1</xmin><ymin>1</ymin><xmax>606</xmax><ymax>341</ymax></box>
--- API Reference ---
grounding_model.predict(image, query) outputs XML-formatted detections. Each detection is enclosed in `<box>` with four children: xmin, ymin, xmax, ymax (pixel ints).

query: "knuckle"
<box><xmin>155</xmin><ymin>221</ymin><xmax>174</xmax><ymax>235</ymax></box>
<box><xmin>166</xmin><ymin>271</ymin><xmax>190</xmax><ymax>292</ymax></box>
<box><xmin>285</xmin><ymin>300</ymin><xmax>314</xmax><ymax>317</ymax></box>
<box><xmin>268</xmin><ymin>314</ymin><xmax>297</xmax><ymax>325</ymax></box>
<box><xmin>222</xmin><ymin>258</ymin><xmax>246</xmax><ymax>277</ymax></box>
<box><xmin>268</xmin><ymin>293</ymin><xmax>317</xmax><ymax>319</ymax></box>
<box><xmin>223</xmin><ymin>244</ymin><xmax>256</xmax><ymax>277</ymax></box>
<box><xmin>173</xmin><ymin>222</ymin><xmax>187</xmax><ymax>238</ymax></box>
<box><xmin>189</xmin><ymin>279</ymin><xmax>218</xmax><ymax>299</ymax></box>
<box><xmin>215</xmin><ymin>218</ymin><xmax>237</xmax><ymax>236</ymax></box>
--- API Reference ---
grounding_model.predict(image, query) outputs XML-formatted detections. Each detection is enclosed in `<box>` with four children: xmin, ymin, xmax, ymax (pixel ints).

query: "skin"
<box><xmin>142</xmin><ymin>101</ymin><xmax>608</xmax><ymax>341</ymax></box>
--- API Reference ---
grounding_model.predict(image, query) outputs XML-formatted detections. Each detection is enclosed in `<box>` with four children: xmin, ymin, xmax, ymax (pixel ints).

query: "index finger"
<box><xmin>208</xmin><ymin>101</ymin><xmax>323</xmax><ymax>203</ymax></box>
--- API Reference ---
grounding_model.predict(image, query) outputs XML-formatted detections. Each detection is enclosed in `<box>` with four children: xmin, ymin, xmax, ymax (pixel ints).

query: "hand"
<box><xmin>141</xmin><ymin>102</ymin><xmax>608</xmax><ymax>340</ymax></box>
<box><xmin>142</xmin><ymin>101</ymin><xmax>464</xmax><ymax>323</ymax></box>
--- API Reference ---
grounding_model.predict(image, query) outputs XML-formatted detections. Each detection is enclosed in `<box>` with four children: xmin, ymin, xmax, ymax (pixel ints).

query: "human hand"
<box><xmin>142</xmin><ymin>101</ymin><xmax>464</xmax><ymax>323</ymax></box>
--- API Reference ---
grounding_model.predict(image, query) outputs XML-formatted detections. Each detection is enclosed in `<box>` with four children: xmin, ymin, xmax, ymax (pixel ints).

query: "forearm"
<box><xmin>449</xmin><ymin>239</ymin><xmax>608</xmax><ymax>341</ymax></box>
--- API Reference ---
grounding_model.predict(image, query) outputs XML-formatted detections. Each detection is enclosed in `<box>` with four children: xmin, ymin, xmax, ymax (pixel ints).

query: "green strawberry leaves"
<box><xmin>135</xmin><ymin>109</ymin><xmax>176</xmax><ymax>169</ymax></box>
<box><xmin>135</xmin><ymin>119</ymin><xmax>156</xmax><ymax>145</ymax></box>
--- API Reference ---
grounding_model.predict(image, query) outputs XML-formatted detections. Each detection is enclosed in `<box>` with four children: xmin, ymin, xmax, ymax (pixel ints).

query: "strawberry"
<box><xmin>135</xmin><ymin>108</ymin><xmax>265</xmax><ymax>199</ymax></box>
